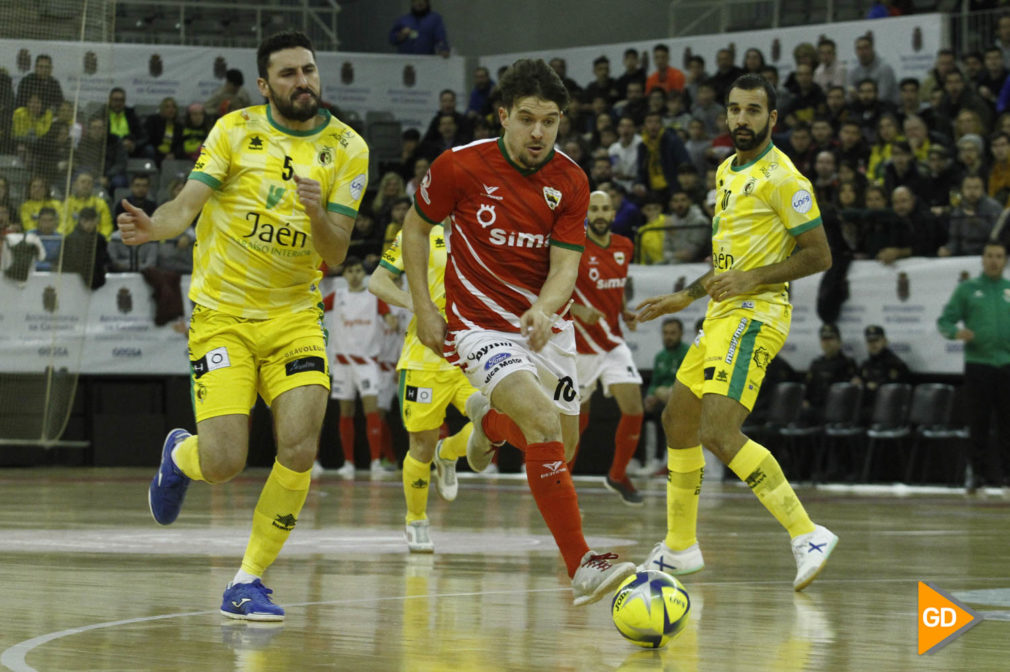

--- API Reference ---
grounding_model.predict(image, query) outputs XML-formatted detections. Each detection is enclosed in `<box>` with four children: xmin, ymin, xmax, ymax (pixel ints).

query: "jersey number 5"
<box><xmin>282</xmin><ymin>155</ymin><xmax>294</xmax><ymax>181</ymax></box>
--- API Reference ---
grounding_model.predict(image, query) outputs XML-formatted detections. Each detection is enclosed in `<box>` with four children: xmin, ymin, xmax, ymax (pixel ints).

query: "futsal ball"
<box><xmin>611</xmin><ymin>570</ymin><xmax>691</xmax><ymax>649</ymax></box>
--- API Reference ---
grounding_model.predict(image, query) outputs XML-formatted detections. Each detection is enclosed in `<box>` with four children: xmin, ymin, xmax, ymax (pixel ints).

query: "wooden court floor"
<box><xmin>1</xmin><ymin>468</ymin><xmax>1009</xmax><ymax>671</ymax></box>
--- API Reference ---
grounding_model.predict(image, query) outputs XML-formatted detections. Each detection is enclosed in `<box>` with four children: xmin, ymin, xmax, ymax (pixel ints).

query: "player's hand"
<box><xmin>117</xmin><ymin>200</ymin><xmax>153</xmax><ymax>245</ymax></box>
<box><xmin>293</xmin><ymin>174</ymin><xmax>325</xmax><ymax>219</ymax></box>
<box><xmin>622</xmin><ymin>308</ymin><xmax>638</xmax><ymax>331</ymax></box>
<box><xmin>635</xmin><ymin>292</ymin><xmax>690</xmax><ymax>322</ymax></box>
<box><xmin>708</xmin><ymin>270</ymin><xmax>757</xmax><ymax>302</ymax></box>
<box><xmin>520</xmin><ymin>308</ymin><xmax>552</xmax><ymax>352</ymax></box>
<box><xmin>416</xmin><ymin>306</ymin><xmax>448</xmax><ymax>357</ymax></box>
<box><xmin>956</xmin><ymin>328</ymin><xmax>975</xmax><ymax>342</ymax></box>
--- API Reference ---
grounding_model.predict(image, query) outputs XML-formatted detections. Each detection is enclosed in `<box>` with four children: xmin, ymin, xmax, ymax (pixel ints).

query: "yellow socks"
<box><xmin>240</xmin><ymin>459</ymin><xmax>311</xmax><ymax>576</ymax></box>
<box><xmin>402</xmin><ymin>453</ymin><xmax>432</xmax><ymax>523</ymax></box>
<box><xmin>728</xmin><ymin>440</ymin><xmax>815</xmax><ymax>538</ymax></box>
<box><xmin>665</xmin><ymin>445</ymin><xmax>706</xmax><ymax>551</ymax></box>
<box><xmin>439</xmin><ymin>422</ymin><xmax>473</xmax><ymax>460</ymax></box>
<box><xmin>171</xmin><ymin>434</ymin><xmax>206</xmax><ymax>482</ymax></box>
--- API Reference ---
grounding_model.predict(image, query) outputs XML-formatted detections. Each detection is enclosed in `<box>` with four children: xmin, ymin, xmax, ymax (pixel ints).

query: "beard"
<box><xmin>269</xmin><ymin>84</ymin><xmax>320</xmax><ymax>122</ymax></box>
<box><xmin>589</xmin><ymin>218</ymin><xmax>611</xmax><ymax>237</ymax></box>
<box><xmin>731</xmin><ymin>116</ymin><xmax>771</xmax><ymax>152</ymax></box>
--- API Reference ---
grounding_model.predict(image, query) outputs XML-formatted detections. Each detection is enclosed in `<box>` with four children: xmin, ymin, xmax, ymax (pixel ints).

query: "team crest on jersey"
<box><xmin>543</xmin><ymin>186</ymin><xmax>562</xmax><ymax>210</ymax></box>
<box><xmin>614</xmin><ymin>251</ymin><xmax>626</xmax><ymax>265</ymax></box>
<box><xmin>743</xmin><ymin>178</ymin><xmax>757</xmax><ymax>196</ymax></box>
<box><xmin>318</xmin><ymin>146</ymin><xmax>334</xmax><ymax>166</ymax></box>
<box><xmin>248</xmin><ymin>135</ymin><xmax>264</xmax><ymax>150</ymax></box>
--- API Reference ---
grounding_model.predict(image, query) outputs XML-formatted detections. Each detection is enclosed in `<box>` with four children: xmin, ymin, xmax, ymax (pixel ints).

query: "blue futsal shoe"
<box><xmin>148</xmin><ymin>428</ymin><xmax>192</xmax><ymax>525</ymax></box>
<box><xmin>220</xmin><ymin>580</ymin><xmax>286</xmax><ymax>621</ymax></box>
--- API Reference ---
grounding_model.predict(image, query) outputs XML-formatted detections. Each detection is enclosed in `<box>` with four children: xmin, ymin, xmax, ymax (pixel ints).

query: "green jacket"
<box><xmin>647</xmin><ymin>342</ymin><xmax>690</xmax><ymax>395</ymax></box>
<box><xmin>937</xmin><ymin>273</ymin><xmax>1010</xmax><ymax>367</ymax></box>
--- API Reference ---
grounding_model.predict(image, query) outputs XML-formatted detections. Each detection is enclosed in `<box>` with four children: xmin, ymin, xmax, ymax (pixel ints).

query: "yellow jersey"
<box><xmin>708</xmin><ymin>142</ymin><xmax>822</xmax><ymax>327</ymax></box>
<box><xmin>188</xmin><ymin>104</ymin><xmax>369</xmax><ymax>319</ymax></box>
<box><xmin>379</xmin><ymin>225</ymin><xmax>455</xmax><ymax>373</ymax></box>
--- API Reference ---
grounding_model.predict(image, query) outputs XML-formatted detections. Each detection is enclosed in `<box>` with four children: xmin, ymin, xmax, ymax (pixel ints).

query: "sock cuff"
<box><xmin>668</xmin><ymin>445</ymin><xmax>705</xmax><ymax>472</ymax></box>
<box><xmin>526</xmin><ymin>440</ymin><xmax>565</xmax><ymax>461</ymax></box>
<box><xmin>727</xmin><ymin>440</ymin><xmax>770</xmax><ymax>479</ymax></box>
<box><xmin>619</xmin><ymin>413</ymin><xmax>645</xmax><ymax>422</ymax></box>
<box><xmin>365</xmin><ymin>411</ymin><xmax>380</xmax><ymax>421</ymax></box>
<box><xmin>270</xmin><ymin>459</ymin><xmax>312</xmax><ymax>490</ymax></box>
<box><xmin>403</xmin><ymin>452</ymin><xmax>432</xmax><ymax>468</ymax></box>
<box><xmin>340</xmin><ymin>416</ymin><xmax>354</xmax><ymax>426</ymax></box>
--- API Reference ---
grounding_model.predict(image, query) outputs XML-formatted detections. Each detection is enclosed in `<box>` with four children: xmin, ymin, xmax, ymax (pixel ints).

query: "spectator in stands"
<box><xmin>204</xmin><ymin>69</ymin><xmax>251</xmax><ymax>117</ymax></box>
<box><xmin>664</xmin><ymin>91</ymin><xmax>692</xmax><ymax>134</ymax></box>
<box><xmin>144</xmin><ymin>97</ymin><xmax>184</xmax><ymax>167</ymax></box>
<box><xmin>155</xmin><ymin>226</ymin><xmax>195</xmax><ymax>275</ymax></box>
<box><xmin>589</xmin><ymin>154</ymin><xmax>613</xmax><ymax>190</ymax></box>
<box><xmin>848</xmin><ymin>34</ymin><xmax>898</xmax><ymax>103</ymax></box>
<box><xmin>706</xmin><ymin>113</ymin><xmax>734</xmax><ymax>165</ymax></box>
<box><xmin>1</xmin><ymin>218</ymin><xmax>45</xmax><ymax>282</ymax></box>
<box><xmin>891</xmin><ymin>185</ymin><xmax>945</xmax><ymax>256</ymax></box>
<box><xmin>940</xmin><ymin>70</ymin><xmax>992</xmax><ymax>131</ymax></box>
<box><xmin>108</xmin><ymin>223</ymin><xmax>157</xmax><ymax>272</ymax></box>
<box><xmin>389</xmin><ymin>128</ymin><xmax>423</xmax><ymax>182</ymax></box>
<box><xmin>920</xmin><ymin>49</ymin><xmax>957</xmax><ymax>103</ymax></box>
<box><xmin>924</xmin><ymin>145</ymin><xmax>958</xmax><ymax>212</ymax></box>
<box><xmin>684</xmin><ymin>55</ymin><xmax>708</xmax><ymax>106</ymax></box>
<box><xmin>0</xmin><ymin>176</ymin><xmax>13</xmax><ymax>215</ymax></box>
<box><xmin>860</xmin><ymin>183</ymin><xmax>914</xmax><ymax>263</ymax></box>
<box><xmin>347</xmin><ymin>209</ymin><xmax>383</xmax><ymax>270</ymax></box>
<box><xmin>997</xmin><ymin>15</ymin><xmax>1010</xmax><ymax>69</ymax></box>
<box><xmin>646</xmin><ymin>44</ymin><xmax>684</xmax><ymax>95</ymax></box>
<box><xmin>608</xmin><ymin>115</ymin><xmax>640</xmax><ymax>192</ymax></box>
<box><xmin>389</xmin><ymin>0</ymin><xmax>450</xmax><ymax>57</ymax></box>
<box><xmin>11</xmin><ymin>93</ymin><xmax>52</xmax><ymax>159</ymax></box>
<box><xmin>684</xmin><ymin>118</ymin><xmax>711</xmax><ymax>175</ymax></box>
<box><xmin>548</xmin><ymin>58</ymin><xmax>582</xmax><ymax>101</ymax></box>
<box><xmin>77</xmin><ymin>116</ymin><xmax>128</xmax><ymax>190</ymax></box>
<box><xmin>615</xmin><ymin>48</ymin><xmax>647</xmax><ymax>102</ymax></box>
<box><xmin>62</xmin><ymin>171</ymin><xmax>113</xmax><ymax>238</ymax></box>
<box><xmin>802</xmin><ymin>323</ymin><xmax>858</xmax><ymax>423</ymax></box>
<box><xmin>19</xmin><ymin>176</ymin><xmax>60</xmax><ymax>231</ymax></box>
<box><xmin>603</xmin><ymin>181</ymin><xmax>643</xmax><ymax>241</ymax></box>
<box><xmin>675</xmin><ymin>163</ymin><xmax>706</xmax><ymax>206</ymax></box>
<box><xmin>742</xmin><ymin>48</ymin><xmax>765</xmax><ymax>75</ymax></box>
<box><xmin>954</xmin><ymin>132</ymin><xmax>988</xmax><ymax>186</ymax></box>
<box><xmin>181</xmin><ymin>103</ymin><xmax>212</xmax><ymax>162</ymax></box>
<box><xmin>634</xmin><ymin>194</ymin><xmax>666</xmax><ymax>264</ymax></box>
<box><xmin>855</xmin><ymin>323</ymin><xmax>911</xmax><ymax>419</ymax></box>
<box><xmin>837</xmin><ymin>120</ymin><xmax>870</xmax><ymax>171</ymax></box>
<box><xmin>33</xmin><ymin>206</ymin><xmax>61</xmax><ymax>271</ymax></box>
<box><xmin>372</xmin><ymin>172</ymin><xmax>407</xmax><ymax>234</ymax></box>
<box><xmin>937</xmin><ymin>241</ymin><xmax>1010</xmax><ymax>491</ymax></box>
<box><xmin>783</xmin><ymin>42</ymin><xmax>819</xmax><ymax>94</ymax></box>
<box><xmin>663</xmin><ymin>189</ymin><xmax>708</xmax><ymax>263</ymax></box>
<box><xmin>405</xmin><ymin>156</ymin><xmax>429</xmax><ymax>200</ymax></box>
<box><xmin>423</xmin><ymin>113</ymin><xmax>464</xmax><ymax>158</ymax></box>
<box><xmin>964</xmin><ymin>51</ymin><xmax>985</xmax><ymax>88</ymax></box>
<box><xmin>978</xmin><ymin>47</ymin><xmax>1009</xmax><ymax>109</ymax></box>
<box><xmin>635</xmin><ymin>110</ymin><xmax>690</xmax><ymax>203</ymax></box>
<box><xmin>902</xmin><ymin>114</ymin><xmax>936</xmax><ymax>164</ymax></box>
<box><xmin>32</xmin><ymin>119</ymin><xmax>73</xmax><ymax>187</ymax></box>
<box><xmin>849</xmin><ymin>79</ymin><xmax>896</xmax><ymax>144</ymax></box>
<box><xmin>0</xmin><ymin>203</ymin><xmax>11</xmax><ymax>235</ymax></box>
<box><xmin>989</xmin><ymin>131</ymin><xmax>1010</xmax><ymax>203</ymax></box>
<box><xmin>940</xmin><ymin>174</ymin><xmax>1002</xmax><ymax>256</ymax></box>
<box><xmin>824</xmin><ymin>85</ymin><xmax>849</xmax><ymax>131</ymax></box>
<box><xmin>114</xmin><ymin>173</ymin><xmax>157</xmax><ymax>222</ymax></box>
<box><xmin>782</xmin><ymin>63</ymin><xmax>826</xmax><ymax>128</ymax></box>
<box><xmin>643</xmin><ymin>316</ymin><xmax>689</xmax><ymax>415</ymax></box>
<box><xmin>709</xmin><ymin>48</ymin><xmax>744</xmax><ymax>103</ymax></box>
<box><xmin>811</xmin><ymin>117</ymin><xmax>838</xmax><ymax>154</ymax></box>
<box><xmin>15</xmin><ymin>54</ymin><xmax>63</xmax><ymax>111</ymax></box>
<box><xmin>584</xmin><ymin>56</ymin><xmax>618</xmax><ymax>106</ymax></box>
<box><xmin>814</xmin><ymin>38</ymin><xmax>847</xmax><ymax>90</ymax></box>
<box><xmin>382</xmin><ymin>196</ymin><xmax>411</xmax><ymax>251</ymax></box>
<box><xmin>690</xmin><ymin>80</ymin><xmax>724</xmax><ymax>136</ymax></box>
<box><xmin>813</xmin><ymin>150</ymin><xmax>839</xmax><ymax>205</ymax></box>
<box><xmin>882</xmin><ymin>140</ymin><xmax>928</xmax><ymax>201</ymax></box>
<box><xmin>867</xmin><ymin>113</ymin><xmax>904</xmax><ymax>181</ymax></box>
<box><xmin>784</xmin><ymin>122</ymin><xmax>817</xmax><ymax>178</ymax></box>
<box><xmin>61</xmin><ymin>206</ymin><xmax>108</xmax><ymax>289</ymax></box>
<box><xmin>104</xmin><ymin>87</ymin><xmax>148</xmax><ymax>158</ymax></box>
<box><xmin>0</xmin><ymin>68</ymin><xmax>14</xmax><ymax>152</ymax></box>
<box><xmin>466</xmin><ymin>66</ymin><xmax>495</xmax><ymax>120</ymax></box>
<box><xmin>422</xmin><ymin>89</ymin><xmax>469</xmax><ymax>146</ymax></box>
<box><xmin>896</xmin><ymin>78</ymin><xmax>924</xmax><ymax>124</ymax></box>
<box><xmin>646</xmin><ymin>88</ymin><xmax>668</xmax><ymax>123</ymax></box>
<box><xmin>615</xmin><ymin>80</ymin><xmax>647</xmax><ymax>126</ymax></box>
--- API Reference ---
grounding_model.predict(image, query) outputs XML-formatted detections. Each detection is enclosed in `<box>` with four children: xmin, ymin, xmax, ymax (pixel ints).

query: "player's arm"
<box><xmin>709</xmin><ymin>225</ymin><xmax>831</xmax><ymax>302</ymax></box>
<box><xmin>570</xmin><ymin>302</ymin><xmax>602</xmax><ymax>324</ymax></box>
<box><xmin>402</xmin><ymin>206</ymin><xmax>443</xmax><ymax>354</ymax></box>
<box><xmin>118</xmin><ymin>179</ymin><xmax>212</xmax><ymax>245</ymax></box>
<box><xmin>621</xmin><ymin>292</ymin><xmax>638</xmax><ymax>331</ymax></box>
<box><xmin>522</xmin><ymin>245</ymin><xmax>581</xmax><ymax>351</ymax></box>
<box><xmin>635</xmin><ymin>269</ymin><xmax>714</xmax><ymax>323</ymax></box>
<box><xmin>368</xmin><ymin>264</ymin><xmax>413</xmax><ymax>311</ymax></box>
<box><xmin>293</xmin><ymin>173</ymin><xmax>354</xmax><ymax>268</ymax></box>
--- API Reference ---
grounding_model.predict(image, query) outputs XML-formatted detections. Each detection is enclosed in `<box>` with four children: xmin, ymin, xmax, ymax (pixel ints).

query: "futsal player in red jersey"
<box><xmin>402</xmin><ymin>58</ymin><xmax>636</xmax><ymax>606</ymax></box>
<box><xmin>568</xmin><ymin>190</ymin><xmax>645</xmax><ymax>506</ymax></box>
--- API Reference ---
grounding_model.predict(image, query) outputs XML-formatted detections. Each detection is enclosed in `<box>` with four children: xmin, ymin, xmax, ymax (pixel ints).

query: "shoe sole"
<box><xmin>408</xmin><ymin>545</ymin><xmax>434</xmax><ymax>553</ymax></box>
<box><xmin>793</xmin><ymin>533</ymin><xmax>839</xmax><ymax>592</ymax></box>
<box><xmin>433</xmin><ymin>459</ymin><xmax>458</xmax><ymax>502</ymax></box>
<box><xmin>220</xmin><ymin>609</ymin><xmax>285</xmax><ymax>622</ymax></box>
<box><xmin>572</xmin><ymin>562</ymin><xmax>636</xmax><ymax>607</ymax></box>
<box><xmin>602</xmin><ymin>478</ymin><xmax>645</xmax><ymax>507</ymax></box>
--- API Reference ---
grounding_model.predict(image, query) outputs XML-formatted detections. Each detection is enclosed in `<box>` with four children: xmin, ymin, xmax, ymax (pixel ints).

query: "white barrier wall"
<box><xmin>0</xmin><ymin>40</ymin><xmax>467</xmax><ymax>132</ymax></box>
<box><xmin>0</xmin><ymin>258</ymin><xmax>984</xmax><ymax>377</ymax></box>
<box><xmin>480</xmin><ymin>14</ymin><xmax>944</xmax><ymax>97</ymax></box>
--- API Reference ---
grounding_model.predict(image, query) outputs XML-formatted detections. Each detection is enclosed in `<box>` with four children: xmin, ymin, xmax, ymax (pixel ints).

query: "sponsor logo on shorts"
<box><xmin>741</xmin><ymin>300</ymin><xmax>755</xmax><ymax>309</ymax></box>
<box><xmin>466</xmin><ymin>341</ymin><xmax>512</xmax><ymax>363</ymax></box>
<box><xmin>484</xmin><ymin>357</ymin><xmax>522</xmax><ymax>384</ymax></box>
<box><xmin>752</xmin><ymin>346</ymin><xmax>770</xmax><ymax>369</ymax></box>
<box><xmin>485</xmin><ymin>352</ymin><xmax>511</xmax><ymax>370</ymax></box>
<box><xmin>405</xmin><ymin>385</ymin><xmax>433</xmax><ymax>403</ymax></box>
<box><xmin>191</xmin><ymin>346</ymin><xmax>231</xmax><ymax>379</ymax></box>
<box><xmin>704</xmin><ymin>366</ymin><xmax>715</xmax><ymax>381</ymax></box>
<box><xmin>724</xmin><ymin>318</ymin><xmax>749</xmax><ymax>364</ymax></box>
<box><xmin>285</xmin><ymin>356</ymin><xmax>325</xmax><ymax>376</ymax></box>
<box><xmin>716</xmin><ymin>370</ymin><xmax>728</xmax><ymax>382</ymax></box>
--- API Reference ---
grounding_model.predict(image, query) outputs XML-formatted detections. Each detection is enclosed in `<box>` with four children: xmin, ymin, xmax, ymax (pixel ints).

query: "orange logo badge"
<box><xmin>918</xmin><ymin>582</ymin><xmax>982</xmax><ymax>655</ymax></box>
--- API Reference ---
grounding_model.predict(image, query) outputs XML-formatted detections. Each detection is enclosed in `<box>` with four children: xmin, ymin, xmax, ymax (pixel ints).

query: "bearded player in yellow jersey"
<box><xmin>117</xmin><ymin>31</ymin><xmax>369</xmax><ymax>620</ymax></box>
<box><xmin>368</xmin><ymin>225</ymin><xmax>479</xmax><ymax>553</ymax></box>
<box><xmin>635</xmin><ymin>74</ymin><xmax>838</xmax><ymax>591</ymax></box>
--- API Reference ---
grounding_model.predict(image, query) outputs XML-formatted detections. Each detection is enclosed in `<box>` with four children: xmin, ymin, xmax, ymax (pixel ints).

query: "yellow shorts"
<box><xmin>188</xmin><ymin>304</ymin><xmax>330</xmax><ymax>422</ymax></box>
<box><xmin>398</xmin><ymin>368</ymin><xmax>477</xmax><ymax>433</ymax></box>
<box><xmin>675</xmin><ymin>314</ymin><xmax>787</xmax><ymax>411</ymax></box>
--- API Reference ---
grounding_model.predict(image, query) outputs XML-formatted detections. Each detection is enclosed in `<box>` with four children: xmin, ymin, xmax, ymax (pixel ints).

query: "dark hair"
<box><xmin>497</xmin><ymin>58</ymin><xmax>570</xmax><ymax>112</ymax></box>
<box><xmin>817</xmin><ymin>38</ymin><xmax>836</xmax><ymax>49</ymax></box>
<box><xmin>38</xmin><ymin>206</ymin><xmax>58</xmax><ymax>219</ymax></box>
<box><xmin>857</xmin><ymin>78</ymin><xmax>878</xmax><ymax>91</ymax></box>
<box><xmin>225</xmin><ymin>69</ymin><xmax>244</xmax><ymax>86</ymax></box>
<box><xmin>727</xmin><ymin>73</ymin><xmax>777</xmax><ymax>111</ymax></box>
<box><xmin>827</xmin><ymin>84</ymin><xmax>846</xmax><ymax>96</ymax></box>
<box><xmin>36</xmin><ymin>54</ymin><xmax>52</xmax><ymax>64</ymax></box>
<box><xmin>688</xmin><ymin>55</ymin><xmax>705</xmax><ymax>67</ymax></box>
<box><xmin>257</xmin><ymin>31</ymin><xmax>315</xmax><ymax>79</ymax></box>
<box><xmin>899</xmin><ymin>77</ymin><xmax>920</xmax><ymax>90</ymax></box>
<box><xmin>676</xmin><ymin>163</ymin><xmax>699</xmax><ymax>175</ymax></box>
<box><xmin>439</xmin><ymin>88</ymin><xmax>455</xmax><ymax>98</ymax></box>
<box><xmin>662</xmin><ymin>317</ymin><xmax>684</xmax><ymax>329</ymax></box>
<box><xmin>653</xmin><ymin>44</ymin><xmax>669</xmax><ymax>54</ymax></box>
<box><xmin>402</xmin><ymin>128</ymin><xmax>421</xmax><ymax>141</ymax></box>
<box><xmin>110</xmin><ymin>87</ymin><xmax>125</xmax><ymax>97</ymax></box>
<box><xmin>78</xmin><ymin>207</ymin><xmax>98</xmax><ymax>221</ymax></box>
<box><xmin>937</xmin><ymin>47</ymin><xmax>955</xmax><ymax>58</ymax></box>
<box><xmin>760</xmin><ymin>65</ymin><xmax>779</xmax><ymax>78</ymax></box>
<box><xmin>391</xmin><ymin>196</ymin><xmax>412</xmax><ymax>208</ymax></box>
<box><xmin>985</xmin><ymin>45</ymin><xmax>1004</xmax><ymax>56</ymax></box>
<box><xmin>984</xmin><ymin>240</ymin><xmax>1007</xmax><ymax>252</ymax></box>
<box><xmin>131</xmin><ymin>173</ymin><xmax>151</xmax><ymax>184</ymax></box>
<box><xmin>593</xmin><ymin>55</ymin><xmax>609</xmax><ymax>67</ymax></box>
<box><xmin>892</xmin><ymin>140</ymin><xmax>912</xmax><ymax>154</ymax></box>
<box><xmin>342</xmin><ymin>255</ymin><xmax>364</xmax><ymax>270</ymax></box>
<box><xmin>623</xmin><ymin>48</ymin><xmax>638</xmax><ymax>58</ymax></box>
<box><xmin>945</xmin><ymin>69</ymin><xmax>965</xmax><ymax>82</ymax></box>
<box><xmin>991</xmin><ymin>130</ymin><xmax>1010</xmax><ymax>144</ymax></box>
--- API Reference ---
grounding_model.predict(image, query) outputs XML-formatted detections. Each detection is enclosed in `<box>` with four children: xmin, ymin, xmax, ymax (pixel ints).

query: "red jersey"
<box><xmin>573</xmin><ymin>234</ymin><xmax>634</xmax><ymax>353</ymax></box>
<box><xmin>414</xmin><ymin>137</ymin><xmax>588</xmax><ymax>335</ymax></box>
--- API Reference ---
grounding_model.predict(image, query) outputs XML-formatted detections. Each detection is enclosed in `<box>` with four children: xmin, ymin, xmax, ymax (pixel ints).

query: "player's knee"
<box><xmin>200</xmin><ymin>449</ymin><xmax>246</xmax><ymax>483</ymax></box>
<box><xmin>698</xmin><ymin>423</ymin><xmax>733</xmax><ymax>457</ymax></box>
<box><xmin>520</xmin><ymin>406</ymin><xmax>561</xmax><ymax>444</ymax></box>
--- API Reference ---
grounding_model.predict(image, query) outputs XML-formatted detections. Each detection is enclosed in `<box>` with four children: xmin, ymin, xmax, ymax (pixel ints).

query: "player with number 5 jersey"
<box><xmin>117</xmin><ymin>31</ymin><xmax>368</xmax><ymax>621</ymax></box>
<box><xmin>403</xmin><ymin>58</ymin><xmax>635</xmax><ymax>607</ymax></box>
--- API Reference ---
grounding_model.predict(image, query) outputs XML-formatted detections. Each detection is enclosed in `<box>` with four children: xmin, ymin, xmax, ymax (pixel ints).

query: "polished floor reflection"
<box><xmin>2</xmin><ymin>469</ymin><xmax>1009</xmax><ymax>671</ymax></box>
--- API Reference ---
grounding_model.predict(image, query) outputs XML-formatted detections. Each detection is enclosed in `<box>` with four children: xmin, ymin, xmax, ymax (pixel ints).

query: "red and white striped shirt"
<box><xmin>573</xmin><ymin>234</ymin><xmax>634</xmax><ymax>354</ymax></box>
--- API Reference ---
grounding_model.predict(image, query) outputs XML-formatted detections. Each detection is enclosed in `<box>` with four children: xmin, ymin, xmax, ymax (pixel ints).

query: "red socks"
<box><xmin>339</xmin><ymin>416</ymin><xmax>355</xmax><ymax>463</ymax></box>
<box><xmin>365</xmin><ymin>412</ymin><xmax>383</xmax><ymax>461</ymax></box>
<box><xmin>482</xmin><ymin>409</ymin><xmax>528</xmax><ymax>451</ymax></box>
<box><xmin>525</xmin><ymin>440</ymin><xmax>589</xmax><ymax>577</ymax></box>
<box><xmin>609</xmin><ymin>414</ymin><xmax>643</xmax><ymax>481</ymax></box>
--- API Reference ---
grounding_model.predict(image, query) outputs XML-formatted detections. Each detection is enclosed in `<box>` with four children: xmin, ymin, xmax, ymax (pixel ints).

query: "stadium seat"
<box><xmin>160</xmin><ymin>159</ymin><xmax>194</xmax><ymax>183</ymax></box>
<box><xmin>366</xmin><ymin>120</ymin><xmax>403</xmax><ymax>182</ymax></box>
<box><xmin>903</xmin><ymin>384</ymin><xmax>962</xmax><ymax>484</ymax></box>
<box><xmin>861</xmin><ymin>383</ymin><xmax>913</xmax><ymax>482</ymax></box>
<box><xmin>814</xmin><ymin>382</ymin><xmax>864</xmax><ymax>483</ymax></box>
